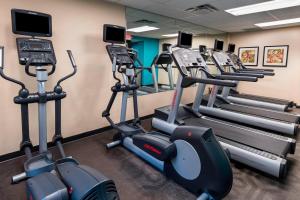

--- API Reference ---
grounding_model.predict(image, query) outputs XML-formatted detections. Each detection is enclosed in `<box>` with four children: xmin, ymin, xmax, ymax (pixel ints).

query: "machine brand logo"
<box><xmin>144</xmin><ymin>144</ymin><xmax>162</xmax><ymax>155</ymax></box>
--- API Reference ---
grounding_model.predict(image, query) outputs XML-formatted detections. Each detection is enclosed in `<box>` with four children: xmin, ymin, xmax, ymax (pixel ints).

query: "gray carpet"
<box><xmin>0</xmin><ymin>119</ymin><xmax>299</xmax><ymax>200</ymax></box>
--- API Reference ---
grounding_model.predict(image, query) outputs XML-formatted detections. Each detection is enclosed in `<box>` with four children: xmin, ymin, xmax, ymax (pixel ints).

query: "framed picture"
<box><xmin>238</xmin><ymin>47</ymin><xmax>259</xmax><ymax>66</ymax></box>
<box><xmin>263</xmin><ymin>45</ymin><xmax>289</xmax><ymax>67</ymax></box>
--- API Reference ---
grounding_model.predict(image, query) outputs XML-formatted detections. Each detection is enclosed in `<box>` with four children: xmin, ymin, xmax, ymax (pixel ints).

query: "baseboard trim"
<box><xmin>0</xmin><ymin>114</ymin><xmax>153</xmax><ymax>162</ymax></box>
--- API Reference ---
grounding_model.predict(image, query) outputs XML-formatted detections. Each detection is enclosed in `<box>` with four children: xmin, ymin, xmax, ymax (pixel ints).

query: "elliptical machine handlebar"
<box><xmin>56</xmin><ymin>50</ymin><xmax>77</xmax><ymax>87</ymax></box>
<box><xmin>0</xmin><ymin>46</ymin><xmax>27</xmax><ymax>90</ymax></box>
<box><xmin>25</xmin><ymin>57</ymin><xmax>56</xmax><ymax>77</ymax></box>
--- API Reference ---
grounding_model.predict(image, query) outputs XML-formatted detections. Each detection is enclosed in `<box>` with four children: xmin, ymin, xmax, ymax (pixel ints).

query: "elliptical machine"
<box><xmin>0</xmin><ymin>9</ymin><xmax>119</xmax><ymax>200</ymax></box>
<box><xmin>102</xmin><ymin>24</ymin><xmax>233</xmax><ymax>200</ymax></box>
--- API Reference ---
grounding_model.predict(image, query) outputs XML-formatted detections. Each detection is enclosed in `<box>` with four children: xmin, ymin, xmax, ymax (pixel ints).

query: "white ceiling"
<box><xmin>126</xmin><ymin>7</ymin><xmax>225</xmax><ymax>38</ymax></box>
<box><xmin>106</xmin><ymin>0</ymin><xmax>300</xmax><ymax>33</ymax></box>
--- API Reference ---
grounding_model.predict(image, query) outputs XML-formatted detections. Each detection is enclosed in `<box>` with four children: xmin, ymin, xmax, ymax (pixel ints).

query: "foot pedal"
<box><xmin>26</xmin><ymin>172</ymin><xmax>68</xmax><ymax>200</ymax></box>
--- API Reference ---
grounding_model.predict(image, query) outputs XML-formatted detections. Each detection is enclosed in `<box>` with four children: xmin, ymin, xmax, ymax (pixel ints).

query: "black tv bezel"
<box><xmin>214</xmin><ymin>39</ymin><xmax>224</xmax><ymax>51</ymax></box>
<box><xmin>228</xmin><ymin>43</ymin><xmax>236</xmax><ymax>53</ymax></box>
<box><xmin>103</xmin><ymin>24</ymin><xmax>126</xmax><ymax>44</ymax></box>
<box><xmin>177</xmin><ymin>31</ymin><xmax>193</xmax><ymax>49</ymax></box>
<box><xmin>11</xmin><ymin>9</ymin><xmax>52</xmax><ymax>37</ymax></box>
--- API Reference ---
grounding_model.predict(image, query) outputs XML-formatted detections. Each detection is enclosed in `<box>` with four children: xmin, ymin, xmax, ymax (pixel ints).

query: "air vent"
<box><xmin>185</xmin><ymin>4</ymin><xmax>219</xmax><ymax>15</ymax></box>
<box><xmin>135</xmin><ymin>19</ymin><xmax>157</xmax><ymax>24</ymax></box>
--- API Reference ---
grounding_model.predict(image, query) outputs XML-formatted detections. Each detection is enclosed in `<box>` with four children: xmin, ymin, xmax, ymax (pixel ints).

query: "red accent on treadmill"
<box><xmin>143</xmin><ymin>144</ymin><xmax>162</xmax><ymax>155</ymax></box>
<box><xmin>68</xmin><ymin>187</ymin><xmax>73</xmax><ymax>194</ymax></box>
<box><xmin>187</xmin><ymin>131</ymin><xmax>192</xmax><ymax>137</ymax></box>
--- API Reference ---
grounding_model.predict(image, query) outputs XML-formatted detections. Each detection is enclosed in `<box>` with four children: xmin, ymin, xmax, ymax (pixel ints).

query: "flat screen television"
<box><xmin>11</xmin><ymin>9</ymin><xmax>52</xmax><ymax>37</ymax></box>
<box><xmin>177</xmin><ymin>31</ymin><xmax>192</xmax><ymax>48</ymax></box>
<box><xmin>228</xmin><ymin>43</ymin><xmax>236</xmax><ymax>53</ymax></box>
<box><xmin>214</xmin><ymin>39</ymin><xmax>224</xmax><ymax>51</ymax></box>
<box><xmin>103</xmin><ymin>24</ymin><xmax>126</xmax><ymax>44</ymax></box>
<box><xmin>199</xmin><ymin>45</ymin><xmax>207</xmax><ymax>54</ymax></box>
<box><xmin>162</xmin><ymin>43</ymin><xmax>172</xmax><ymax>51</ymax></box>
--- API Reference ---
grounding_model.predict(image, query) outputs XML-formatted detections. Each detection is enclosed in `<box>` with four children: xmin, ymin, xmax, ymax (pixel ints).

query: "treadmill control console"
<box><xmin>16</xmin><ymin>38</ymin><xmax>56</xmax><ymax>66</ymax></box>
<box><xmin>172</xmin><ymin>48</ymin><xmax>206</xmax><ymax>76</ymax></box>
<box><xmin>106</xmin><ymin>45</ymin><xmax>132</xmax><ymax>65</ymax></box>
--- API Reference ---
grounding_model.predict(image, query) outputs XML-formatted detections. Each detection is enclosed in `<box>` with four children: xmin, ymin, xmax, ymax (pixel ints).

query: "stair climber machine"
<box><xmin>101</xmin><ymin>24</ymin><xmax>233</xmax><ymax>200</ymax></box>
<box><xmin>0</xmin><ymin>9</ymin><xmax>119</xmax><ymax>200</ymax></box>
<box><xmin>202</xmin><ymin>40</ymin><xmax>299</xmax><ymax>136</ymax></box>
<box><xmin>226</xmin><ymin>43</ymin><xmax>297</xmax><ymax>111</ymax></box>
<box><xmin>153</xmin><ymin>31</ymin><xmax>296</xmax><ymax>179</ymax></box>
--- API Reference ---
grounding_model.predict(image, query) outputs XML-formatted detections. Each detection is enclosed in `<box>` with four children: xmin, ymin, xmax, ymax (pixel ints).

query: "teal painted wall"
<box><xmin>131</xmin><ymin>36</ymin><xmax>159</xmax><ymax>86</ymax></box>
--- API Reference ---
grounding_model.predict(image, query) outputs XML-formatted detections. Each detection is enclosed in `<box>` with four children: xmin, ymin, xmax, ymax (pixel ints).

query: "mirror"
<box><xmin>126</xmin><ymin>7</ymin><xmax>227</xmax><ymax>95</ymax></box>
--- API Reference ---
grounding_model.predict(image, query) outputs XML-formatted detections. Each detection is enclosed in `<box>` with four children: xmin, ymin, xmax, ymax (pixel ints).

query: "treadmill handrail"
<box><xmin>222</xmin><ymin>72</ymin><xmax>264</xmax><ymax>78</ymax></box>
<box><xmin>237</xmin><ymin>69</ymin><xmax>275</xmax><ymax>76</ymax></box>
<box><xmin>215</xmin><ymin>75</ymin><xmax>258</xmax><ymax>82</ymax></box>
<box><xmin>181</xmin><ymin>76</ymin><xmax>237</xmax><ymax>88</ymax></box>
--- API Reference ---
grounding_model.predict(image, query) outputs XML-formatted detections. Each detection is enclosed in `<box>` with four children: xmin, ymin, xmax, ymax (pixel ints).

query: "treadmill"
<box><xmin>138</xmin><ymin>52</ymin><xmax>175</xmax><ymax>93</ymax></box>
<box><xmin>200</xmin><ymin>44</ymin><xmax>299</xmax><ymax>136</ymax></box>
<box><xmin>225</xmin><ymin>43</ymin><xmax>295</xmax><ymax>112</ymax></box>
<box><xmin>153</xmin><ymin>32</ymin><xmax>296</xmax><ymax>179</ymax></box>
<box><xmin>210</xmin><ymin>45</ymin><xmax>300</xmax><ymax>124</ymax></box>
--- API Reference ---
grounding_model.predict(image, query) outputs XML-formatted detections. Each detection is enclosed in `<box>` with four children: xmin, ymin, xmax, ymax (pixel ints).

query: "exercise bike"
<box><xmin>101</xmin><ymin>24</ymin><xmax>233</xmax><ymax>200</ymax></box>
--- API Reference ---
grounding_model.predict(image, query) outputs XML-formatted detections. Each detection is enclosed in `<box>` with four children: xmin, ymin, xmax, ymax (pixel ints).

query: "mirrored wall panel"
<box><xmin>125</xmin><ymin>7</ymin><xmax>228</xmax><ymax>95</ymax></box>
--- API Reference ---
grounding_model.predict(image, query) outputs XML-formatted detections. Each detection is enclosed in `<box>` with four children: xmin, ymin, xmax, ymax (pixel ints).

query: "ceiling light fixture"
<box><xmin>162</xmin><ymin>33</ymin><xmax>178</xmax><ymax>37</ymax></box>
<box><xmin>127</xmin><ymin>26</ymin><xmax>159</xmax><ymax>33</ymax></box>
<box><xmin>225</xmin><ymin>0</ymin><xmax>300</xmax><ymax>16</ymax></box>
<box><xmin>255</xmin><ymin>17</ymin><xmax>300</xmax><ymax>27</ymax></box>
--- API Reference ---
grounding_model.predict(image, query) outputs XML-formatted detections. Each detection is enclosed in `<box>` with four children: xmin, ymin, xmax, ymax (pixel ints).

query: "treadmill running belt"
<box><xmin>220</xmin><ymin>104</ymin><xmax>300</xmax><ymax>123</ymax></box>
<box><xmin>184</xmin><ymin>117</ymin><xmax>290</xmax><ymax>157</ymax></box>
<box><xmin>231</xmin><ymin>93</ymin><xmax>292</xmax><ymax>105</ymax></box>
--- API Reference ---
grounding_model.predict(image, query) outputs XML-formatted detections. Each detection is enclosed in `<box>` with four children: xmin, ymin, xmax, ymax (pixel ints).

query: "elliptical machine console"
<box><xmin>0</xmin><ymin>9</ymin><xmax>119</xmax><ymax>200</ymax></box>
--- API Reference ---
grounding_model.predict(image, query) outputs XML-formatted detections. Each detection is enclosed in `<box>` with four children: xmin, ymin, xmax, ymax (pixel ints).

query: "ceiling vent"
<box><xmin>185</xmin><ymin>4</ymin><xmax>219</xmax><ymax>15</ymax></box>
<box><xmin>134</xmin><ymin>19</ymin><xmax>157</xmax><ymax>24</ymax></box>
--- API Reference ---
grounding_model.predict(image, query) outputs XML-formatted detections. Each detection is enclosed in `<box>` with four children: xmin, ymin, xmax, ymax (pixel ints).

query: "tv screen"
<box><xmin>11</xmin><ymin>9</ymin><xmax>52</xmax><ymax>37</ymax></box>
<box><xmin>162</xmin><ymin>43</ymin><xmax>171</xmax><ymax>51</ymax></box>
<box><xmin>199</xmin><ymin>45</ymin><xmax>207</xmax><ymax>54</ymax></box>
<box><xmin>228</xmin><ymin>44</ymin><xmax>235</xmax><ymax>53</ymax></box>
<box><xmin>178</xmin><ymin>32</ymin><xmax>192</xmax><ymax>48</ymax></box>
<box><xmin>103</xmin><ymin>24</ymin><xmax>126</xmax><ymax>44</ymax></box>
<box><xmin>214</xmin><ymin>40</ymin><xmax>224</xmax><ymax>51</ymax></box>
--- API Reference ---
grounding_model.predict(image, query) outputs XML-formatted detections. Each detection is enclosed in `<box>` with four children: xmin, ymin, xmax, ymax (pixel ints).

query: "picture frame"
<box><xmin>238</xmin><ymin>46</ymin><xmax>259</xmax><ymax>66</ymax></box>
<box><xmin>263</xmin><ymin>45</ymin><xmax>289</xmax><ymax>67</ymax></box>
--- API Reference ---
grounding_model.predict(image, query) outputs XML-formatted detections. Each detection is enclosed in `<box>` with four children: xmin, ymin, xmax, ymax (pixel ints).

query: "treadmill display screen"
<box><xmin>178</xmin><ymin>32</ymin><xmax>192</xmax><ymax>48</ymax></box>
<box><xmin>214</xmin><ymin>40</ymin><xmax>224</xmax><ymax>51</ymax></box>
<box><xmin>12</xmin><ymin>9</ymin><xmax>52</xmax><ymax>37</ymax></box>
<box><xmin>228</xmin><ymin>44</ymin><xmax>235</xmax><ymax>53</ymax></box>
<box><xmin>103</xmin><ymin>24</ymin><xmax>126</xmax><ymax>44</ymax></box>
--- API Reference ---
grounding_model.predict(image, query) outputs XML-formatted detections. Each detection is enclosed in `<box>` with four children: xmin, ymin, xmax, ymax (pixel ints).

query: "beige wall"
<box><xmin>0</xmin><ymin>0</ymin><xmax>197</xmax><ymax>156</ymax></box>
<box><xmin>228</xmin><ymin>26</ymin><xmax>300</xmax><ymax>104</ymax></box>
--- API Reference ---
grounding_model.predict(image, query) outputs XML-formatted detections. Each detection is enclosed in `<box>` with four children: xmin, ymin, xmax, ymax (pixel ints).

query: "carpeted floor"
<box><xmin>0</xmin><ymin>118</ymin><xmax>299</xmax><ymax>200</ymax></box>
